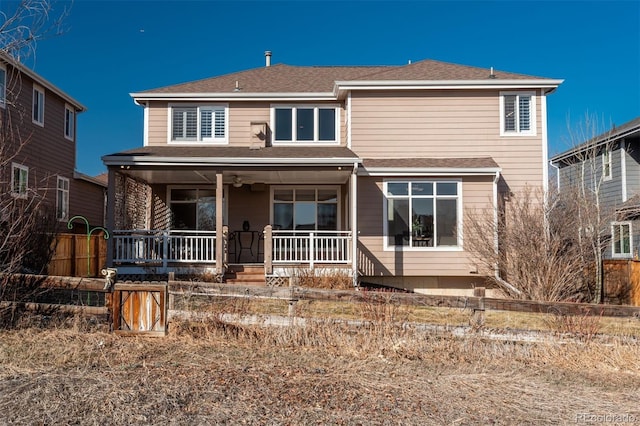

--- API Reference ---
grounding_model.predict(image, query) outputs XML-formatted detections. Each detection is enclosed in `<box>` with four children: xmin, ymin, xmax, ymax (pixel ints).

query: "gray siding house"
<box><xmin>550</xmin><ymin>117</ymin><xmax>640</xmax><ymax>259</ymax></box>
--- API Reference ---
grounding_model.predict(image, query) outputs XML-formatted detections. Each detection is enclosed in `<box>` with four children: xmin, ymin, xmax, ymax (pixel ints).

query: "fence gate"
<box><xmin>112</xmin><ymin>283</ymin><xmax>167</xmax><ymax>336</ymax></box>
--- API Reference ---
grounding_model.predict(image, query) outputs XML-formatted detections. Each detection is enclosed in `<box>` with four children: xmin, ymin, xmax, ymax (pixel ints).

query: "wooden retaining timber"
<box><xmin>4</xmin><ymin>274</ymin><xmax>640</xmax><ymax>337</ymax></box>
<box><xmin>166</xmin><ymin>281</ymin><xmax>640</xmax><ymax>319</ymax></box>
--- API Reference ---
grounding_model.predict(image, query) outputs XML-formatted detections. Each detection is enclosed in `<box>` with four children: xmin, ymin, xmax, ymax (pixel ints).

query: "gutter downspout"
<box><xmin>492</xmin><ymin>170</ymin><xmax>522</xmax><ymax>296</ymax></box>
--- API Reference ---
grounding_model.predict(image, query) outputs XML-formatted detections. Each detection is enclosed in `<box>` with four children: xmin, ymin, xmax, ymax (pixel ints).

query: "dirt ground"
<box><xmin>0</xmin><ymin>314</ymin><xmax>639</xmax><ymax>425</ymax></box>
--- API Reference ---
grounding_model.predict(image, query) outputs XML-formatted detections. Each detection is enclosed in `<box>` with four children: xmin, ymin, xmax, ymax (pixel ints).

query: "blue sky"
<box><xmin>20</xmin><ymin>0</ymin><xmax>640</xmax><ymax>176</ymax></box>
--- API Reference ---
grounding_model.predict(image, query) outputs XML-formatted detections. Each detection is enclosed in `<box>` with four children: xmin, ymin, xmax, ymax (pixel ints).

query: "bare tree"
<box><xmin>464</xmin><ymin>114</ymin><xmax>618</xmax><ymax>303</ymax></box>
<box><xmin>0</xmin><ymin>1</ymin><xmax>71</xmax><ymax>326</ymax></box>
<box><xmin>554</xmin><ymin>113</ymin><xmax>618</xmax><ymax>303</ymax></box>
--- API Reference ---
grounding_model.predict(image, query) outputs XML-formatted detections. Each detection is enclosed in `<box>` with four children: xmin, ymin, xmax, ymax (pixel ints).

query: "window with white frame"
<box><xmin>611</xmin><ymin>222</ymin><xmax>632</xmax><ymax>257</ymax></box>
<box><xmin>602</xmin><ymin>148</ymin><xmax>612</xmax><ymax>180</ymax></box>
<box><xmin>0</xmin><ymin>64</ymin><xmax>6</xmax><ymax>108</ymax></box>
<box><xmin>273</xmin><ymin>105</ymin><xmax>338</xmax><ymax>143</ymax></box>
<box><xmin>11</xmin><ymin>163</ymin><xmax>28</xmax><ymax>197</ymax></box>
<box><xmin>384</xmin><ymin>180</ymin><xmax>460</xmax><ymax>248</ymax></box>
<box><xmin>170</xmin><ymin>105</ymin><xmax>227</xmax><ymax>143</ymax></box>
<box><xmin>272</xmin><ymin>187</ymin><xmax>339</xmax><ymax>230</ymax></box>
<box><xmin>169</xmin><ymin>188</ymin><xmax>218</xmax><ymax>230</ymax></box>
<box><xmin>33</xmin><ymin>84</ymin><xmax>44</xmax><ymax>125</ymax></box>
<box><xmin>56</xmin><ymin>176</ymin><xmax>70</xmax><ymax>221</ymax></box>
<box><xmin>500</xmin><ymin>91</ymin><xmax>535</xmax><ymax>136</ymax></box>
<box><xmin>64</xmin><ymin>105</ymin><xmax>75</xmax><ymax>140</ymax></box>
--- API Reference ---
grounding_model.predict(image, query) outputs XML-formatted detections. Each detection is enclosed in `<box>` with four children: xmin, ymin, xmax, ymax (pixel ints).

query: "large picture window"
<box><xmin>272</xmin><ymin>187</ymin><xmax>339</xmax><ymax>230</ymax></box>
<box><xmin>500</xmin><ymin>91</ymin><xmax>535</xmax><ymax>136</ymax></box>
<box><xmin>384</xmin><ymin>180</ymin><xmax>460</xmax><ymax>248</ymax></box>
<box><xmin>273</xmin><ymin>106</ymin><xmax>338</xmax><ymax>143</ymax></box>
<box><xmin>171</xmin><ymin>105</ymin><xmax>227</xmax><ymax>143</ymax></box>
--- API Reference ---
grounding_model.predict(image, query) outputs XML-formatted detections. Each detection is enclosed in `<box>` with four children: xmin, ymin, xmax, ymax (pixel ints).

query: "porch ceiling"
<box><xmin>118</xmin><ymin>168</ymin><xmax>352</xmax><ymax>185</ymax></box>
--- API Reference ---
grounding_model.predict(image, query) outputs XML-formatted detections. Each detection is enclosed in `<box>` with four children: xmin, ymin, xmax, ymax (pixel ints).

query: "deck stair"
<box><xmin>224</xmin><ymin>264</ymin><xmax>266</xmax><ymax>286</ymax></box>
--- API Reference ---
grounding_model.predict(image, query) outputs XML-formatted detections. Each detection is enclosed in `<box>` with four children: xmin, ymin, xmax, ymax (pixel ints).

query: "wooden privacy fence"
<box><xmin>48</xmin><ymin>233</ymin><xmax>107</xmax><ymax>278</ymax></box>
<box><xmin>604</xmin><ymin>259</ymin><xmax>640</xmax><ymax>306</ymax></box>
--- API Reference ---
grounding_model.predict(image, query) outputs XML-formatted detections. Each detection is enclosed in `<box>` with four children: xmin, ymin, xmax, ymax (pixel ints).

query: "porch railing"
<box><xmin>272</xmin><ymin>230</ymin><xmax>352</xmax><ymax>267</ymax></box>
<box><xmin>112</xmin><ymin>230</ymin><xmax>216</xmax><ymax>266</ymax></box>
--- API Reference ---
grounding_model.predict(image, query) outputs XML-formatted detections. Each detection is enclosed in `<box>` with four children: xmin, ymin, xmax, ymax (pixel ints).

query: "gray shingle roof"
<box><xmin>138</xmin><ymin>59</ymin><xmax>552</xmax><ymax>95</ymax></box>
<box><xmin>363</xmin><ymin>157</ymin><xmax>500</xmax><ymax>169</ymax></box>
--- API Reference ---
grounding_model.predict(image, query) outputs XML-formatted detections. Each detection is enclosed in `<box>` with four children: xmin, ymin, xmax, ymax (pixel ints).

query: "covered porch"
<box><xmin>102</xmin><ymin>146</ymin><xmax>360</xmax><ymax>283</ymax></box>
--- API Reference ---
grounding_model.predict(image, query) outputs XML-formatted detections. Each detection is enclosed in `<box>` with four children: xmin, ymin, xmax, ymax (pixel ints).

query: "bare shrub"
<box><xmin>544</xmin><ymin>307</ymin><xmax>603</xmax><ymax>342</ymax></box>
<box><xmin>292</xmin><ymin>268</ymin><xmax>353</xmax><ymax>290</ymax></box>
<box><xmin>465</xmin><ymin>186</ymin><xmax>596</xmax><ymax>301</ymax></box>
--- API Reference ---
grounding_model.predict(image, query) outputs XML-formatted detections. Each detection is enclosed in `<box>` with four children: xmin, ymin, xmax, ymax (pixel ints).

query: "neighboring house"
<box><xmin>550</xmin><ymin>116</ymin><xmax>640</xmax><ymax>260</ymax></box>
<box><xmin>102</xmin><ymin>53</ymin><xmax>562</xmax><ymax>294</ymax></box>
<box><xmin>0</xmin><ymin>54</ymin><xmax>106</xmax><ymax>231</ymax></box>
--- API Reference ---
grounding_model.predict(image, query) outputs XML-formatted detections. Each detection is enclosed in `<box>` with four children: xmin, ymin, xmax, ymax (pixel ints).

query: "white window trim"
<box><xmin>602</xmin><ymin>148</ymin><xmax>612</xmax><ymax>181</ymax></box>
<box><xmin>270</xmin><ymin>104</ymin><xmax>340</xmax><ymax>145</ymax></box>
<box><xmin>382</xmin><ymin>179</ymin><xmax>463</xmax><ymax>252</ymax></box>
<box><xmin>64</xmin><ymin>104</ymin><xmax>75</xmax><ymax>141</ymax></box>
<box><xmin>269</xmin><ymin>185</ymin><xmax>342</xmax><ymax>230</ymax></box>
<box><xmin>167</xmin><ymin>104</ymin><xmax>229</xmax><ymax>144</ymax></box>
<box><xmin>499</xmin><ymin>91</ymin><xmax>536</xmax><ymax>136</ymax></box>
<box><xmin>32</xmin><ymin>84</ymin><xmax>45</xmax><ymax>126</ymax></box>
<box><xmin>56</xmin><ymin>176</ymin><xmax>70</xmax><ymax>221</ymax></box>
<box><xmin>11</xmin><ymin>162</ymin><xmax>28</xmax><ymax>198</ymax></box>
<box><xmin>611</xmin><ymin>221</ymin><xmax>632</xmax><ymax>258</ymax></box>
<box><xmin>0</xmin><ymin>63</ymin><xmax>6</xmax><ymax>109</ymax></box>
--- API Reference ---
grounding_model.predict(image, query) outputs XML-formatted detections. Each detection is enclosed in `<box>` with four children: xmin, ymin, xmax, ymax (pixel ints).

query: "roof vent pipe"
<box><xmin>489</xmin><ymin>66</ymin><xmax>496</xmax><ymax>79</ymax></box>
<box><xmin>265</xmin><ymin>50</ymin><xmax>272</xmax><ymax>67</ymax></box>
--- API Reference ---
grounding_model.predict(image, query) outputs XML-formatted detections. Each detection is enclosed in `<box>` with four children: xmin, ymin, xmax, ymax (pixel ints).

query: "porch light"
<box><xmin>232</xmin><ymin>176</ymin><xmax>243</xmax><ymax>188</ymax></box>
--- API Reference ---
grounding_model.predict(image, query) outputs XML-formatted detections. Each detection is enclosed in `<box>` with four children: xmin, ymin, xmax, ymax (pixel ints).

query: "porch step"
<box><xmin>224</xmin><ymin>264</ymin><xmax>265</xmax><ymax>286</ymax></box>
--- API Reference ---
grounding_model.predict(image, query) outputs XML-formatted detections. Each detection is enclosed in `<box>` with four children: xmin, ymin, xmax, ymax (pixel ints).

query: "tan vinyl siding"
<box><xmin>350</xmin><ymin>89</ymin><xmax>544</xmax><ymax>192</ymax></box>
<box><xmin>146</xmin><ymin>101</ymin><xmax>347</xmax><ymax>147</ymax></box>
<box><xmin>357</xmin><ymin>175</ymin><xmax>493</xmax><ymax>277</ymax></box>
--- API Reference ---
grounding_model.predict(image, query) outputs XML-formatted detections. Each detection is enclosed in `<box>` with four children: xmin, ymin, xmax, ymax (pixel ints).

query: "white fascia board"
<box><xmin>359</xmin><ymin>167</ymin><xmax>502</xmax><ymax>176</ymax></box>
<box><xmin>103</xmin><ymin>156</ymin><xmax>362</xmax><ymax>167</ymax></box>
<box><xmin>130</xmin><ymin>92</ymin><xmax>337</xmax><ymax>102</ymax></box>
<box><xmin>334</xmin><ymin>79</ymin><xmax>563</xmax><ymax>91</ymax></box>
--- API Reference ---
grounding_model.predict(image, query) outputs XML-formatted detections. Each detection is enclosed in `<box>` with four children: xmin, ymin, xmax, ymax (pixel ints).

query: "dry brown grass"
<box><xmin>0</xmin><ymin>309</ymin><xmax>639</xmax><ymax>425</ymax></box>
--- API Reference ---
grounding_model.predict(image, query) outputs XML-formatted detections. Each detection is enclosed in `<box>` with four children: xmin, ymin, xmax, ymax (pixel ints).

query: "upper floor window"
<box><xmin>500</xmin><ymin>91</ymin><xmax>535</xmax><ymax>136</ymax></box>
<box><xmin>11</xmin><ymin>163</ymin><xmax>28</xmax><ymax>197</ymax></box>
<box><xmin>272</xmin><ymin>105</ymin><xmax>338</xmax><ymax>143</ymax></box>
<box><xmin>602</xmin><ymin>148</ymin><xmax>612</xmax><ymax>180</ymax></box>
<box><xmin>0</xmin><ymin>64</ymin><xmax>6</xmax><ymax>108</ymax></box>
<box><xmin>611</xmin><ymin>222</ymin><xmax>632</xmax><ymax>258</ymax></box>
<box><xmin>384</xmin><ymin>180</ymin><xmax>460</xmax><ymax>249</ymax></box>
<box><xmin>56</xmin><ymin>176</ymin><xmax>70</xmax><ymax>221</ymax></box>
<box><xmin>170</xmin><ymin>105</ymin><xmax>227</xmax><ymax>143</ymax></box>
<box><xmin>32</xmin><ymin>84</ymin><xmax>45</xmax><ymax>126</ymax></box>
<box><xmin>64</xmin><ymin>105</ymin><xmax>75</xmax><ymax>140</ymax></box>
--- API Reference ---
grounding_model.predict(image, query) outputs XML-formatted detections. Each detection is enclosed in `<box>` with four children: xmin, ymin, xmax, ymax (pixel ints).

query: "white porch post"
<box><xmin>216</xmin><ymin>172</ymin><xmax>223</xmax><ymax>274</ymax></box>
<box><xmin>350</xmin><ymin>162</ymin><xmax>358</xmax><ymax>287</ymax></box>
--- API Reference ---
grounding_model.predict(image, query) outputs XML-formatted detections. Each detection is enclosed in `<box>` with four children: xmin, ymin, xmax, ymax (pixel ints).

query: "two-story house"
<box><xmin>102</xmin><ymin>53</ymin><xmax>562</xmax><ymax>295</ymax></box>
<box><xmin>550</xmin><ymin>116</ymin><xmax>640</xmax><ymax>260</ymax></box>
<box><xmin>0</xmin><ymin>54</ymin><xmax>106</xmax><ymax>233</ymax></box>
